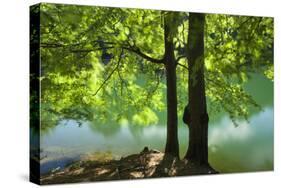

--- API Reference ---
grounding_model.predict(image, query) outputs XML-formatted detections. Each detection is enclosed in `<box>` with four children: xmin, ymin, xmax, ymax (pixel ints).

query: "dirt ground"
<box><xmin>40</xmin><ymin>147</ymin><xmax>218</xmax><ymax>185</ymax></box>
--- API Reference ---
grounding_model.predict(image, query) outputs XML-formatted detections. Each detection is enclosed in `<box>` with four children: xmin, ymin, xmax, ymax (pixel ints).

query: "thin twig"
<box><xmin>92</xmin><ymin>49</ymin><xmax>124</xmax><ymax>96</ymax></box>
<box><xmin>176</xmin><ymin>62</ymin><xmax>189</xmax><ymax>71</ymax></box>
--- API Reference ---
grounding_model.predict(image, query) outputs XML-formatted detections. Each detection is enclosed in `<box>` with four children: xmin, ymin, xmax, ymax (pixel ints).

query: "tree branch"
<box><xmin>122</xmin><ymin>46</ymin><xmax>164</xmax><ymax>64</ymax></box>
<box><xmin>92</xmin><ymin>49</ymin><xmax>124</xmax><ymax>96</ymax></box>
<box><xmin>176</xmin><ymin>62</ymin><xmax>189</xmax><ymax>71</ymax></box>
<box><xmin>41</xmin><ymin>40</ymin><xmax>164</xmax><ymax>65</ymax></box>
<box><xmin>116</xmin><ymin>58</ymin><xmax>127</xmax><ymax>96</ymax></box>
<box><xmin>40</xmin><ymin>42</ymin><xmax>66</xmax><ymax>48</ymax></box>
<box><xmin>70</xmin><ymin>47</ymin><xmax>114</xmax><ymax>53</ymax></box>
<box><xmin>175</xmin><ymin>55</ymin><xmax>186</xmax><ymax>63</ymax></box>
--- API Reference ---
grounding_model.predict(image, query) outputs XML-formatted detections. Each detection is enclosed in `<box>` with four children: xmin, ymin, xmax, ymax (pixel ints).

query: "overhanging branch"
<box><xmin>176</xmin><ymin>62</ymin><xmax>189</xmax><ymax>71</ymax></box>
<box><xmin>92</xmin><ymin>49</ymin><xmax>124</xmax><ymax>96</ymax></box>
<box><xmin>42</xmin><ymin>40</ymin><xmax>165</xmax><ymax>65</ymax></box>
<box><xmin>121</xmin><ymin>46</ymin><xmax>164</xmax><ymax>64</ymax></box>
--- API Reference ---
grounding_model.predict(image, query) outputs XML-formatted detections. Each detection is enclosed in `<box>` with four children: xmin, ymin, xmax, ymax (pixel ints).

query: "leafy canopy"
<box><xmin>37</xmin><ymin>3</ymin><xmax>273</xmax><ymax>129</ymax></box>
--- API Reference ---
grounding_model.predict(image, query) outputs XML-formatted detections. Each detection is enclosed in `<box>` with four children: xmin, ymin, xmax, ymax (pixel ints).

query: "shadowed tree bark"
<box><xmin>163</xmin><ymin>12</ymin><xmax>179</xmax><ymax>159</ymax></box>
<box><xmin>184</xmin><ymin>13</ymin><xmax>209</xmax><ymax>165</ymax></box>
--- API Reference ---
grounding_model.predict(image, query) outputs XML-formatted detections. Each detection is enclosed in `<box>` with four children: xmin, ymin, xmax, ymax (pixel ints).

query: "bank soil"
<box><xmin>41</xmin><ymin>147</ymin><xmax>218</xmax><ymax>184</ymax></box>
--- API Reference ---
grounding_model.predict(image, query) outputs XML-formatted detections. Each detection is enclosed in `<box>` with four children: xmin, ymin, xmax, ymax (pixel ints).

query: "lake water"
<box><xmin>38</xmin><ymin>73</ymin><xmax>273</xmax><ymax>174</ymax></box>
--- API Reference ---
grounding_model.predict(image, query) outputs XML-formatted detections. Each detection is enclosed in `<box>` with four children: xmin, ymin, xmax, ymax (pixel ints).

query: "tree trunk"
<box><xmin>163</xmin><ymin>12</ymin><xmax>179</xmax><ymax>158</ymax></box>
<box><xmin>185</xmin><ymin>13</ymin><xmax>209</xmax><ymax>165</ymax></box>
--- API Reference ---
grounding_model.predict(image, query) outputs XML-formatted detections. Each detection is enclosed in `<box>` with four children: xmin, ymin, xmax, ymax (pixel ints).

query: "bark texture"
<box><xmin>163</xmin><ymin>12</ymin><xmax>179</xmax><ymax>158</ymax></box>
<box><xmin>185</xmin><ymin>13</ymin><xmax>209</xmax><ymax>165</ymax></box>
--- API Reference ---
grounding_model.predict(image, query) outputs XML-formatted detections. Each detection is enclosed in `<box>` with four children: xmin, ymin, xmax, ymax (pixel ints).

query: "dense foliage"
<box><xmin>37</xmin><ymin>3</ymin><xmax>273</xmax><ymax>130</ymax></box>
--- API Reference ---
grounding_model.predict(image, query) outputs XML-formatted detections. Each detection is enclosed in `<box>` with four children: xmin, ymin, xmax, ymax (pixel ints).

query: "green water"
<box><xmin>39</xmin><ymin>73</ymin><xmax>273</xmax><ymax>174</ymax></box>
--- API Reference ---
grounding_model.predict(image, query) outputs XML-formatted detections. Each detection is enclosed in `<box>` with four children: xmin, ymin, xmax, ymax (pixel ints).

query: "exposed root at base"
<box><xmin>41</xmin><ymin>147</ymin><xmax>218</xmax><ymax>185</ymax></box>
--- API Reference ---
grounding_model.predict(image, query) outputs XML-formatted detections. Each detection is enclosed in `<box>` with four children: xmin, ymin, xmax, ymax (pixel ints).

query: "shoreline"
<box><xmin>40</xmin><ymin>147</ymin><xmax>218</xmax><ymax>185</ymax></box>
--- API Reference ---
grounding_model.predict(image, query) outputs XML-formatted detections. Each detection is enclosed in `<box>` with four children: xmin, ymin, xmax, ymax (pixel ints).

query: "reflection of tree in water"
<box><xmin>88</xmin><ymin>120</ymin><xmax>121</xmax><ymax>138</ymax></box>
<box><xmin>127</xmin><ymin>112</ymin><xmax>166</xmax><ymax>142</ymax></box>
<box><xmin>86</xmin><ymin>106</ymin><xmax>168</xmax><ymax>140</ymax></box>
<box><xmin>40</xmin><ymin>109</ymin><xmax>61</xmax><ymax>136</ymax></box>
<box><xmin>127</xmin><ymin>124</ymin><xmax>144</xmax><ymax>142</ymax></box>
<box><xmin>244</xmin><ymin>73</ymin><xmax>273</xmax><ymax>107</ymax></box>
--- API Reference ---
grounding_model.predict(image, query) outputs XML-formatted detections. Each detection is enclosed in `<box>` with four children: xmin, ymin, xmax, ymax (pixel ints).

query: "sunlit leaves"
<box><xmin>206</xmin><ymin>71</ymin><xmax>261</xmax><ymax>125</ymax></box>
<box><xmin>205</xmin><ymin>15</ymin><xmax>273</xmax><ymax>79</ymax></box>
<box><xmin>204</xmin><ymin>14</ymin><xmax>273</xmax><ymax>122</ymax></box>
<box><xmin>264</xmin><ymin>66</ymin><xmax>274</xmax><ymax>80</ymax></box>
<box><xmin>39</xmin><ymin>3</ymin><xmax>273</xmax><ymax>130</ymax></box>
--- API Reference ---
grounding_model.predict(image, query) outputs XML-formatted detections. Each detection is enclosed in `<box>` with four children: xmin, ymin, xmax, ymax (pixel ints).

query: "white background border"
<box><xmin>0</xmin><ymin>0</ymin><xmax>280</xmax><ymax>187</ymax></box>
